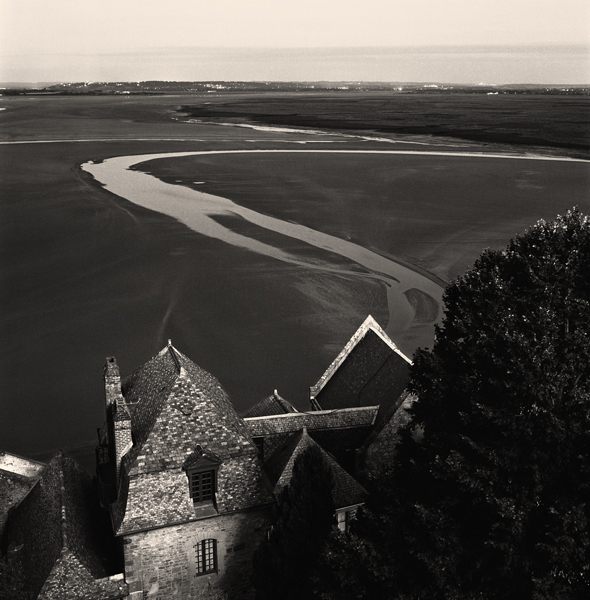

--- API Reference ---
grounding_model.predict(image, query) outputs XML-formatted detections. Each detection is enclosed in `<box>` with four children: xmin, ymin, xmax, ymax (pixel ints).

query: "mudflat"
<box><xmin>135</xmin><ymin>150</ymin><xmax>590</xmax><ymax>283</ymax></box>
<box><xmin>0</xmin><ymin>93</ymin><xmax>588</xmax><ymax>469</ymax></box>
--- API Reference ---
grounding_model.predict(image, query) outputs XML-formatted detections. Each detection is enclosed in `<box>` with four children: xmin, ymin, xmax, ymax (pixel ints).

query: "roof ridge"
<box><xmin>57</xmin><ymin>453</ymin><xmax>68</xmax><ymax>549</ymax></box>
<box><xmin>309</xmin><ymin>315</ymin><xmax>412</xmax><ymax>402</ymax></box>
<box><xmin>167</xmin><ymin>340</ymin><xmax>182</xmax><ymax>373</ymax></box>
<box><xmin>272</xmin><ymin>429</ymin><xmax>367</xmax><ymax>508</ymax></box>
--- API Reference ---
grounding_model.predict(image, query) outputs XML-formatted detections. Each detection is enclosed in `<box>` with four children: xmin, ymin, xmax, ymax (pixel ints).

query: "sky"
<box><xmin>1</xmin><ymin>0</ymin><xmax>589</xmax><ymax>83</ymax></box>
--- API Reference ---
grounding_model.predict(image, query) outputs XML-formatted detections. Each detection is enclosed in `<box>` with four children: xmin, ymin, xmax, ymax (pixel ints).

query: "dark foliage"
<box><xmin>309</xmin><ymin>518</ymin><xmax>388</xmax><ymax>600</ymax></box>
<box><xmin>379</xmin><ymin>208</ymin><xmax>590</xmax><ymax>598</ymax></box>
<box><xmin>0</xmin><ymin>555</ymin><xmax>27</xmax><ymax>600</ymax></box>
<box><xmin>252</xmin><ymin>444</ymin><xmax>335</xmax><ymax>600</ymax></box>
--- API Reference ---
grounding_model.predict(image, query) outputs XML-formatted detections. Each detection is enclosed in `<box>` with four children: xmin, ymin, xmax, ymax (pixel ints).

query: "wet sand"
<box><xmin>1</xmin><ymin>94</ymin><xmax>589</xmax><ymax>470</ymax></box>
<box><xmin>130</xmin><ymin>149</ymin><xmax>590</xmax><ymax>282</ymax></box>
<box><xmin>83</xmin><ymin>150</ymin><xmax>448</xmax><ymax>350</ymax></box>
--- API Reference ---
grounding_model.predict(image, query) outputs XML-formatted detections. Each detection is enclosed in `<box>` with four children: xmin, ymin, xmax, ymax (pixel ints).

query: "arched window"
<box><xmin>194</xmin><ymin>538</ymin><xmax>218</xmax><ymax>576</ymax></box>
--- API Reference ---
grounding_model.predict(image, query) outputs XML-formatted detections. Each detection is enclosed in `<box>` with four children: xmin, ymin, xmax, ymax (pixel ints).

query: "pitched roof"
<box><xmin>111</xmin><ymin>344</ymin><xmax>274</xmax><ymax>535</ymax></box>
<box><xmin>309</xmin><ymin>315</ymin><xmax>412</xmax><ymax>411</ymax></box>
<box><xmin>264</xmin><ymin>429</ymin><xmax>367</xmax><ymax>510</ymax></box>
<box><xmin>245</xmin><ymin>405</ymin><xmax>377</xmax><ymax>437</ymax></box>
<box><xmin>7</xmin><ymin>452</ymin><xmax>124</xmax><ymax>599</ymax></box>
<box><xmin>0</xmin><ymin>451</ymin><xmax>45</xmax><ymax>537</ymax></box>
<box><xmin>121</xmin><ymin>344</ymin><xmax>255</xmax><ymax>473</ymax></box>
<box><xmin>241</xmin><ymin>390</ymin><xmax>298</xmax><ymax>418</ymax></box>
<box><xmin>245</xmin><ymin>406</ymin><xmax>377</xmax><ymax>469</ymax></box>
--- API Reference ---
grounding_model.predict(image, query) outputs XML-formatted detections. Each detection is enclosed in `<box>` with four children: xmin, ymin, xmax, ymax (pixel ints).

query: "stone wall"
<box><xmin>124</xmin><ymin>508</ymin><xmax>271</xmax><ymax>600</ymax></box>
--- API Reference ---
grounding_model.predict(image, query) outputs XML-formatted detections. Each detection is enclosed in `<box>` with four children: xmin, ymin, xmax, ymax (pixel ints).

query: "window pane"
<box><xmin>194</xmin><ymin>539</ymin><xmax>217</xmax><ymax>576</ymax></box>
<box><xmin>191</xmin><ymin>471</ymin><xmax>214</xmax><ymax>502</ymax></box>
<box><xmin>195</xmin><ymin>542</ymin><xmax>204</xmax><ymax>573</ymax></box>
<box><xmin>204</xmin><ymin>539</ymin><xmax>216</xmax><ymax>572</ymax></box>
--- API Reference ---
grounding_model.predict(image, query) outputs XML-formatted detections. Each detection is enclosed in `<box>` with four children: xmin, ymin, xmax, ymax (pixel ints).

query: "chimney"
<box><xmin>104</xmin><ymin>356</ymin><xmax>121</xmax><ymax>410</ymax></box>
<box><xmin>104</xmin><ymin>357</ymin><xmax>133</xmax><ymax>480</ymax></box>
<box><xmin>113</xmin><ymin>398</ymin><xmax>132</xmax><ymax>480</ymax></box>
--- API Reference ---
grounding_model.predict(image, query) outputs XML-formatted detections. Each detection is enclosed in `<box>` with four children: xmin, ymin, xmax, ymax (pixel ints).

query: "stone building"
<box><xmin>1</xmin><ymin>314</ymin><xmax>414</xmax><ymax>599</ymax></box>
<box><xmin>1</xmin><ymin>451</ymin><xmax>127</xmax><ymax>600</ymax></box>
<box><xmin>93</xmin><ymin>314</ymin><xmax>413</xmax><ymax>599</ymax></box>
<box><xmin>96</xmin><ymin>343</ymin><xmax>275</xmax><ymax>600</ymax></box>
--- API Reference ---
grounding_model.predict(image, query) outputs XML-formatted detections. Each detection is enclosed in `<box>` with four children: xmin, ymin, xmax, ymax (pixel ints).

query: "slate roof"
<box><xmin>371</xmin><ymin>389</ymin><xmax>416</xmax><ymax>443</ymax></box>
<box><xmin>310</xmin><ymin>315</ymin><xmax>412</xmax><ymax>411</ymax></box>
<box><xmin>6</xmin><ymin>451</ymin><xmax>125</xmax><ymax>600</ymax></box>
<box><xmin>0</xmin><ymin>452</ymin><xmax>45</xmax><ymax>538</ymax></box>
<box><xmin>241</xmin><ymin>390</ymin><xmax>298</xmax><ymax>418</ymax></box>
<box><xmin>264</xmin><ymin>429</ymin><xmax>367</xmax><ymax>510</ymax></box>
<box><xmin>245</xmin><ymin>406</ymin><xmax>378</xmax><ymax>469</ymax></box>
<box><xmin>121</xmin><ymin>345</ymin><xmax>256</xmax><ymax>471</ymax></box>
<box><xmin>245</xmin><ymin>406</ymin><xmax>378</xmax><ymax>437</ymax></box>
<box><xmin>111</xmin><ymin>344</ymin><xmax>274</xmax><ymax>535</ymax></box>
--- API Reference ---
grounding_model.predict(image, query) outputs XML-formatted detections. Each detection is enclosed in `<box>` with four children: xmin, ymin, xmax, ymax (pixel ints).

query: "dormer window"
<box><xmin>189</xmin><ymin>469</ymin><xmax>215</xmax><ymax>503</ymax></box>
<box><xmin>183</xmin><ymin>445</ymin><xmax>221</xmax><ymax>512</ymax></box>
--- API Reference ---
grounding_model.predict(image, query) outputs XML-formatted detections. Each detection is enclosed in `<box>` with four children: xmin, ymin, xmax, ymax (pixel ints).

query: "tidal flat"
<box><xmin>0</xmin><ymin>93</ymin><xmax>588</xmax><ymax>469</ymax></box>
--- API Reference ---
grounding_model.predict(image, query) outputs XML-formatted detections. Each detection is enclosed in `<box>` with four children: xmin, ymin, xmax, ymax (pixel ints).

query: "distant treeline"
<box><xmin>3</xmin><ymin>81</ymin><xmax>589</xmax><ymax>96</ymax></box>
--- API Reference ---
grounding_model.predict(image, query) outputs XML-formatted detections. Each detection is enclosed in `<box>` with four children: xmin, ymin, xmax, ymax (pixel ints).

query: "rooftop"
<box><xmin>7</xmin><ymin>451</ymin><xmax>125</xmax><ymax>599</ymax></box>
<box><xmin>0</xmin><ymin>451</ymin><xmax>46</xmax><ymax>478</ymax></box>
<box><xmin>264</xmin><ymin>428</ymin><xmax>367</xmax><ymax>509</ymax></box>
<box><xmin>109</xmin><ymin>343</ymin><xmax>274</xmax><ymax>535</ymax></box>
<box><xmin>309</xmin><ymin>315</ymin><xmax>412</xmax><ymax>411</ymax></box>
<box><xmin>241</xmin><ymin>390</ymin><xmax>298</xmax><ymax>418</ymax></box>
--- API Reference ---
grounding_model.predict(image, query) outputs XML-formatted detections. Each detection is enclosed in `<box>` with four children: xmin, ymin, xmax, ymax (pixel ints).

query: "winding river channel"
<box><xmin>83</xmin><ymin>150</ymin><xmax>448</xmax><ymax>348</ymax></box>
<box><xmin>82</xmin><ymin>149</ymin><xmax>587</xmax><ymax>349</ymax></box>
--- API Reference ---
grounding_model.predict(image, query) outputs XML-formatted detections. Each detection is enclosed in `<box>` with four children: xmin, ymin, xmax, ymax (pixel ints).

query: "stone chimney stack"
<box><xmin>104</xmin><ymin>357</ymin><xmax>133</xmax><ymax>480</ymax></box>
<box><xmin>113</xmin><ymin>399</ymin><xmax>132</xmax><ymax>480</ymax></box>
<box><xmin>104</xmin><ymin>356</ymin><xmax>122</xmax><ymax>411</ymax></box>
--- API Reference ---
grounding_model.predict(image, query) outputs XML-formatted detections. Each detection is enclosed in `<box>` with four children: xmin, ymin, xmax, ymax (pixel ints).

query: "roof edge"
<box><xmin>310</xmin><ymin>315</ymin><xmax>412</xmax><ymax>399</ymax></box>
<box><xmin>0</xmin><ymin>451</ymin><xmax>46</xmax><ymax>478</ymax></box>
<box><xmin>244</xmin><ymin>405</ymin><xmax>378</xmax><ymax>422</ymax></box>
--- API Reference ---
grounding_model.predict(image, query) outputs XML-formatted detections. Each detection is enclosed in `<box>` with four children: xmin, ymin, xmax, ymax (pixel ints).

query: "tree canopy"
<box><xmin>380</xmin><ymin>207</ymin><xmax>590</xmax><ymax>598</ymax></box>
<box><xmin>252</xmin><ymin>444</ymin><xmax>335</xmax><ymax>600</ymax></box>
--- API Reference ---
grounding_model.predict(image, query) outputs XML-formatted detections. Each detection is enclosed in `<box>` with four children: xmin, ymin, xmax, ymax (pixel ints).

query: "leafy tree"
<box><xmin>252</xmin><ymin>444</ymin><xmax>335</xmax><ymax>600</ymax></box>
<box><xmin>309</xmin><ymin>519</ymin><xmax>389</xmax><ymax>600</ymax></box>
<box><xmin>383</xmin><ymin>208</ymin><xmax>590</xmax><ymax>598</ymax></box>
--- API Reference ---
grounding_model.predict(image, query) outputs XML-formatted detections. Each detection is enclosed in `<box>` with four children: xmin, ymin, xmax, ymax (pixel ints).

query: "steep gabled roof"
<box><xmin>309</xmin><ymin>315</ymin><xmax>412</xmax><ymax>411</ymax></box>
<box><xmin>111</xmin><ymin>344</ymin><xmax>274</xmax><ymax>535</ymax></box>
<box><xmin>7</xmin><ymin>452</ymin><xmax>123</xmax><ymax>599</ymax></box>
<box><xmin>0</xmin><ymin>451</ymin><xmax>45</xmax><ymax>536</ymax></box>
<box><xmin>121</xmin><ymin>344</ymin><xmax>255</xmax><ymax>473</ymax></box>
<box><xmin>241</xmin><ymin>390</ymin><xmax>298</xmax><ymax>418</ymax></box>
<box><xmin>264</xmin><ymin>429</ymin><xmax>367</xmax><ymax>510</ymax></box>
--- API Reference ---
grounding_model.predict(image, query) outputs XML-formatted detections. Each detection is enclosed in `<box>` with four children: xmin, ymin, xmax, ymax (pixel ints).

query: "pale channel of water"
<box><xmin>82</xmin><ymin>150</ymin><xmax>456</xmax><ymax>349</ymax></box>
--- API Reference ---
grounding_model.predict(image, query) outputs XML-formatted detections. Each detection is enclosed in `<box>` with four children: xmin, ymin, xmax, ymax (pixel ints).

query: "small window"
<box><xmin>194</xmin><ymin>538</ymin><xmax>217</xmax><ymax>576</ymax></box>
<box><xmin>337</xmin><ymin>510</ymin><xmax>349</xmax><ymax>532</ymax></box>
<box><xmin>189</xmin><ymin>470</ymin><xmax>214</xmax><ymax>503</ymax></box>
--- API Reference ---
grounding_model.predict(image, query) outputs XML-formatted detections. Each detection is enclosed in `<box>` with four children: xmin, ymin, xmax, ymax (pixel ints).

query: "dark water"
<box><xmin>2</xmin><ymin>138</ymin><xmax>589</xmax><ymax>474</ymax></box>
<box><xmin>6</xmin><ymin>45</ymin><xmax>588</xmax><ymax>85</ymax></box>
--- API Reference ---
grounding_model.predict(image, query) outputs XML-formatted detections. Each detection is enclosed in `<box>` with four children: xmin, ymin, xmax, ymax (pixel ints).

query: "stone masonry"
<box><xmin>124</xmin><ymin>509</ymin><xmax>269</xmax><ymax>600</ymax></box>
